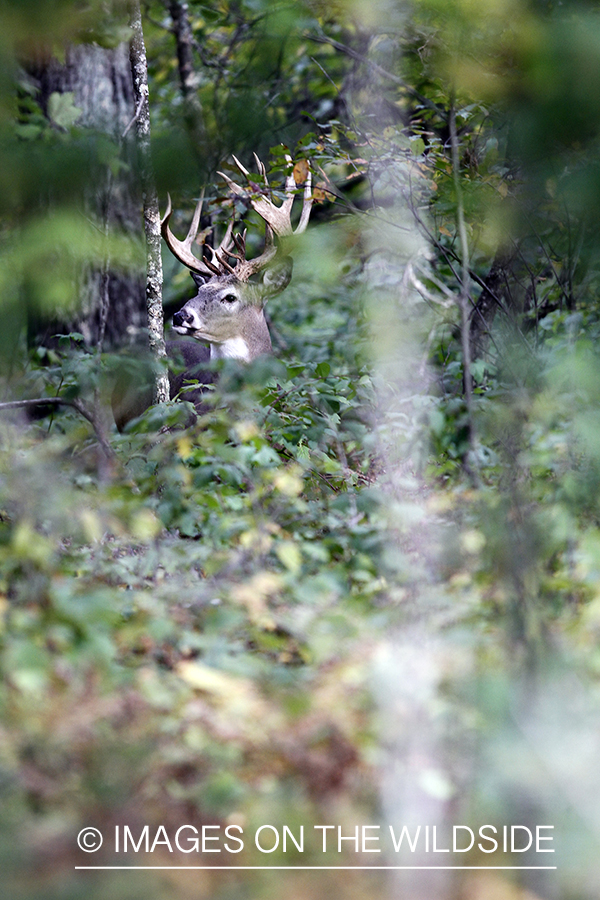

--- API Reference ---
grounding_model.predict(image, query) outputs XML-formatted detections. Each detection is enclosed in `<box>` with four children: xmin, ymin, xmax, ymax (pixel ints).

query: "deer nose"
<box><xmin>173</xmin><ymin>310</ymin><xmax>192</xmax><ymax>327</ymax></box>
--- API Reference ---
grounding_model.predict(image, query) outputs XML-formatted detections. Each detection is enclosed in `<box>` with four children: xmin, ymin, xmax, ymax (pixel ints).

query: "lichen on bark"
<box><xmin>129</xmin><ymin>0</ymin><xmax>169</xmax><ymax>405</ymax></box>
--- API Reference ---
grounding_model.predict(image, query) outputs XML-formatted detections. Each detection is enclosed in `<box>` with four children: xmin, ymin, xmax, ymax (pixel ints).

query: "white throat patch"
<box><xmin>210</xmin><ymin>337</ymin><xmax>250</xmax><ymax>362</ymax></box>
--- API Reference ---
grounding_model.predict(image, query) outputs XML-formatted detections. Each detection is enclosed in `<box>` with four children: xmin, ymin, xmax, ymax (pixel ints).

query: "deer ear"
<box><xmin>191</xmin><ymin>272</ymin><xmax>209</xmax><ymax>289</ymax></box>
<box><xmin>262</xmin><ymin>256</ymin><xmax>293</xmax><ymax>298</ymax></box>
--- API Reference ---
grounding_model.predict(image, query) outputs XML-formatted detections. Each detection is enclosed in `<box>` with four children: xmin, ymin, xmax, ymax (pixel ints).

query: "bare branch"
<box><xmin>307</xmin><ymin>32</ymin><xmax>447</xmax><ymax>116</ymax></box>
<box><xmin>450</xmin><ymin>103</ymin><xmax>478</xmax><ymax>478</ymax></box>
<box><xmin>0</xmin><ymin>398</ymin><xmax>115</xmax><ymax>460</ymax></box>
<box><xmin>122</xmin><ymin>95</ymin><xmax>145</xmax><ymax>139</ymax></box>
<box><xmin>166</xmin><ymin>0</ymin><xmax>206</xmax><ymax>147</ymax></box>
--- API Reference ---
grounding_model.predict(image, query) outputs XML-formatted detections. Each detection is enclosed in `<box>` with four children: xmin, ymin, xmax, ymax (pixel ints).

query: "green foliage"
<box><xmin>145</xmin><ymin>0</ymin><xmax>353</xmax><ymax>186</ymax></box>
<box><xmin>0</xmin><ymin>204</ymin><xmax>386</xmax><ymax>893</ymax></box>
<box><xmin>4</xmin><ymin>1</ymin><xmax>600</xmax><ymax>898</ymax></box>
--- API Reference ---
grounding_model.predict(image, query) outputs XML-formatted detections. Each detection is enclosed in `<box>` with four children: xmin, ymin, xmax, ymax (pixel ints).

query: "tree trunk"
<box><xmin>27</xmin><ymin>42</ymin><xmax>147</xmax><ymax>348</ymax></box>
<box><xmin>167</xmin><ymin>0</ymin><xmax>206</xmax><ymax>152</ymax></box>
<box><xmin>129</xmin><ymin>1</ymin><xmax>170</xmax><ymax>405</ymax></box>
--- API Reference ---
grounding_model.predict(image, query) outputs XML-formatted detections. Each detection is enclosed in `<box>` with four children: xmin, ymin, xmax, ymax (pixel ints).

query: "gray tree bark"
<box><xmin>28</xmin><ymin>42</ymin><xmax>147</xmax><ymax>347</ymax></box>
<box><xmin>129</xmin><ymin>0</ymin><xmax>170</xmax><ymax>405</ymax></box>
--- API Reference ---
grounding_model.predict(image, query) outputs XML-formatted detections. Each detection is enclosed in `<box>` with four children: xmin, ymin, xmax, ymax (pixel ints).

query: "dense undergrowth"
<box><xmin>3</xmin><ymin>219</ymin><xmax>600</xmax><ymax>898</ymax></box>
<box><xmin>4</xmin><ymin>1</ymin><xmax>600</xmax><ymax>898</ymax></box>
<box><xmin>0</xmin><ymin>243</ymin><xmax>399</xmax><ymax>895</ymax></box>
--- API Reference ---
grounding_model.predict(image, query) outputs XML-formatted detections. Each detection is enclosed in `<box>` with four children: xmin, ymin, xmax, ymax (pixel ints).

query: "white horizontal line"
<box><xmin>75</xmin><ymin>866</ymin><xmax>558</xmax><ymax>871</ymax></box>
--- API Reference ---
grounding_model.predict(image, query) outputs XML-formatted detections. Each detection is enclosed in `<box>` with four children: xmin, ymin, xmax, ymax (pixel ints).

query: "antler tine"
<box><xmin>214</xmin><ymin>251</ymin><xmax>239</xmax><ymax>276</ymax></box>
<box><xmin>163</xmin><ymin>152</ymin><xmax>315</xmax><ymax>281</ymax></box>
<box><xmin>295</xmin><ymin>169</ymin><xmax>313</xmax><ymax>235</ymax></box>
<box><xmin>201</xmin><ymin>252</ymin><xmax>222</xmax><ymax>276</ymax></box>
<box><xmin>235</xmin><ymin>222</ymin><xmax>279</xmax><ymax>280</ymax></box>
<box><xmin>161</xmin><ymin>190</ymin><xmax>217</xmax><ymax>277</ymax></box>
<box><xmin>282</xmin><ymin>154</ymin><xmax>296</xmax><ymax>208</ymax></box>
<box><xmin>232</xmin><ymin>154</ymin><xmax>250</xmax><ymax>178</ymax></box>
<box><xmin>277</xmin><ymin>155</ymin><xmax>312</xmax><ymax>234</ymax></box>
<box><xmin>222</xmin><ymin>232</ymin><xmax>247</xmax><ymax>263</ymax></box>
<box><xmin>234</xmin><ymin>244</ymin><xmax>278</xmax><ymax>281</ymax></box>
<box><xmin>219</xmin><ymin>167</ymin><xmax>290</xmax><ymax>236</ymax></box>
<box><xmin>233</xmin><ymin>229</ymin><xmax>246</xmax><ymax>257</ymax></box>
<box><xmin>214</xmin><ymin>216</ymin><xmax>235</xmax><ymax>258</ymax></box>
<box><xmin>186</xmin><ymin>188</ymin><xmax>204</xmax><ymax>247</ymax></box>
<box><xmin>264</xmin><ymin>222</ymin><xmax>275</xmax><ymax>250</ymax></box>
<box><xmin>217</xmin><ymin>169</ymin><xmax>246</xmax><ymax>200</ymax></box>
<box><xmin>253</xmin><ymin>152</ymin><xmax>268</xmax><ymax>183</ymax></box>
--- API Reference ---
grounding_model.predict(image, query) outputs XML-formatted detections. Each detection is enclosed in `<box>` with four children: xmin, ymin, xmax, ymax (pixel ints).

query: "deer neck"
<box><xmin>209</xmin><ymin>307</ymin><xmax>272</xmax><ymax>362</ymax></box>
<box><xmin>210</xmin><ymin>337</ymin><xmax>251</xmax><ymax>362</ymax></box>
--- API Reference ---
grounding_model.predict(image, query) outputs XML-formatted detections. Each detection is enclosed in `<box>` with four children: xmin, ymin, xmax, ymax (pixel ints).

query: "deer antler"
<box><xmin>162</xmin><ymin>155</ymin><xmax>313</xmax><ymax>283</ymax></box>
<box><xmin>216</xmin><ymin>154</ymin><xmax>313</xmax><ymax>279</ymax></box>
<box><xmin>219</xmin><ymin>154</ymin><xmax>313</xmax><ymax>233</ymax></box>
<box><xmin>161</xmin><ymin>191</ymin><xmax>236</xmax><ymax>278</ymax></box>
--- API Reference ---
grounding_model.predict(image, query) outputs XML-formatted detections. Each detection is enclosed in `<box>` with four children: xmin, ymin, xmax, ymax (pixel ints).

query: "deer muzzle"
<box><xmin>172</xmin><ymin>308</ymin><xmax>203</xmax><ymax>334</ymax></box>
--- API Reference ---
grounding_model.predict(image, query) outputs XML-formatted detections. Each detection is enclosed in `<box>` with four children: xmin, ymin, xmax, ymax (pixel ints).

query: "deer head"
<box><xmin>161</xmin><ymin>154</ymin><xmax>313</xmax><ymax>363</ymax></box>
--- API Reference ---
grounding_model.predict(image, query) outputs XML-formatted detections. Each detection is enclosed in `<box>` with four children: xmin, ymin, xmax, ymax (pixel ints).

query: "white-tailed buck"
<box><xmin>113</xmin><ymin>155</ymin><xmax>313</xmax><ymax>431</ymax></box>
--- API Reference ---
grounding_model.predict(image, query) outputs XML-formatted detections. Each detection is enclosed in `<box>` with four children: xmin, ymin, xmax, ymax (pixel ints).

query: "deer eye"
<box><xmin>223</xmin><ymin>293</ymin><xmax>237</xmax><ymax>303</ymax></box>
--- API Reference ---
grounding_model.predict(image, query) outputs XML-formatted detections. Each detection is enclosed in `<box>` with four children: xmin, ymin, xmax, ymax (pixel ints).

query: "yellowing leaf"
<box><xmin>293</xmin><ymin>159</ymin><xmax>310</xmax><ymax>184</ymax></box>
<box><xmin>177</xmin><ymin>436</ymin><xmax>193</xmax><ymax>459</ymax></box>
<box><xmin>234</xmin><ymin>420</ymin><xmax>260</xmax><ymax>442</ymax></box>
<box><xmin>176</xmin><ymin>663</ymin><xmax>279</xmax><ymax>741</ymax></box>
<box><xmin>239</xmin><ymin>528</ymin><xmax>274</xmax><ymax>554</ymax></box>
<box><xmin>11</xmin><ymin>522</ymin><xmax>53</xmax><ymax>567</ymax></box>
<box><xmin>272</xmin><ymin>468</ymin><xmax>304</xmax><ymax>497</ymax></box>
<box><xmin>131</xmin><ymin>509</ymin><xmax>163</xmax><ymax>541</ymax></box>
<box><xmin>275</xmin><ymin>540</ymin><xmax>302</xmax><ymax>574</ymax></box>
<box><xmin>230</xmin><ymin>571</ymin><xmax>282</xmax><ymax>628</ymax></box>
<box><xmin>79</xmin><ymin>509</ymin><xmax>103</xmax><ymax>543</ymax></box>
<box><xmin>177</xmin><ymin>661</ymin><xmax>241</xmax><ymax>697</ymax></box>
<box><xmin>313</xmin><ymin>181</ymin><xmax>335</xmax><ymax>203</ymax></box>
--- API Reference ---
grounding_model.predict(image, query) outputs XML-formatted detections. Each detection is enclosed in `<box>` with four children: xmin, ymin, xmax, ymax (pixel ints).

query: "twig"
<box><xmin>95</xmin><ymin>166</ymin><xmax>113</xmax><ymax>420</ymax></box>
<box><xmin>166</xmin><ymin>0</ymin><xmax>206</xmax><ymax>148</ymax></box>
<box><xmin>0</xmin><ymin>398</ymin><xmax>115</xmax><ymax>460</ymax></box>
<box><xmin>122</xmin><ymin>95</ymin><xmax>145</xmax><ymax>139</ymax></box>
<box><xmin>406</xmin><ymin>192</ymin><xmax>522</xmax><ymax>358</ymax></box>
<box><xmin>307</xmin><ymin>32</ymin><xmax>447</xmax><ymax>116</ymax></box>
<box><xmin>407</xmin><ymin>263</ymin><xmax>454</xmax><ymax>309</ymax></box>
<box><xmin>449</xmin><ymin>103</ymin><xmax>478</xmax><ymax>479</ymax></box>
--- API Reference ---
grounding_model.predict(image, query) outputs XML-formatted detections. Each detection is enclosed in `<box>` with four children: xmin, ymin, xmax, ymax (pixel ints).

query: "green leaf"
<box><xmin>14</xmin><ymin>123</ymin><xmax>43</xmax><ymax>140</ymax></box>
<box><xmin>47</xmin><ymin>92</ymin><xmax>82</xmax><ymax>130</ymax></box>
<box><xmin>410</xmin><ymin>137</ymin><xmax>426</xmax><ymax>156</ymax></box>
